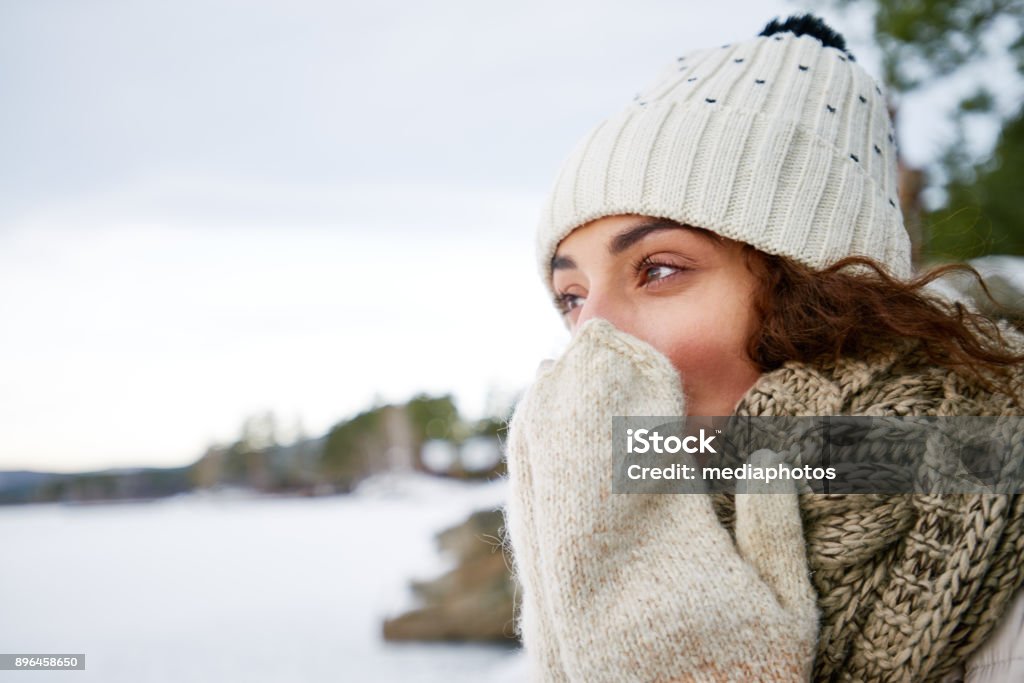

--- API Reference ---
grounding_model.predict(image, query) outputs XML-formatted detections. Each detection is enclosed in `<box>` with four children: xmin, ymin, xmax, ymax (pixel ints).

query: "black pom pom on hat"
<box><xmin>759</xmin><ymin>13</ymin><xmax>855</xmax><ymax>61</ymax></box>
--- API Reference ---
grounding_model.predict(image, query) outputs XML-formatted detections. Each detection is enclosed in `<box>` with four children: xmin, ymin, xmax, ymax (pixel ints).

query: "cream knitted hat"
<box><xmin>535</xmin><ymin>14</ymin><xmax>912</xmax><ymax>298</ymax></box>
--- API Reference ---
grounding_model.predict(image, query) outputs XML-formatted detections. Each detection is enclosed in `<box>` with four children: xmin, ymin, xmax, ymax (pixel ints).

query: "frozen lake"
<box><xmin>0</xmin><ymin>473</ymin><xmax>525</xmax><ymax>682</ymax></box>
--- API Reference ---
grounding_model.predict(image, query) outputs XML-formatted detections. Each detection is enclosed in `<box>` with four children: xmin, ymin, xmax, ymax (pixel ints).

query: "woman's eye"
<box><xmin>555</xmin><ymin>292</ymin><xmax>585</xmax><ymax>314</ymax></box>
<box><xmin>644</xmin><ymin>264</ymin><xmax>678</xmax><ymax>282</ymax></box>
<box><xmin>632</xmin><ymin>255</ymin><xmax>686</xmax><ymax>286</ymax></box>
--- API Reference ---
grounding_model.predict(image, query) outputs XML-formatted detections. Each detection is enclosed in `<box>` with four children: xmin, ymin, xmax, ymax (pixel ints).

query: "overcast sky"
<box><xmin>1</xmin><ymin>0</ymin><xmax>1009</xmax><ymax>472</ymax></box>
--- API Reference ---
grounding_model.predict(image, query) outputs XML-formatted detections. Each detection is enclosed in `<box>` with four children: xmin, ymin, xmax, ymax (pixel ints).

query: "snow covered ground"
<box><xmin>0</xmin><ymin>473</ymin><xmax>526</xmax><ymax>682</ymax></box>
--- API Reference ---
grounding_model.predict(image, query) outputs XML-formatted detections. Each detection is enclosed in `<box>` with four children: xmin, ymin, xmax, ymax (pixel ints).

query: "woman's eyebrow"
<box><xmin>609</xmin><ymin>219</ymin><xmax>688</xmax><ymax>255</ymax></box>
<box><xmin>551</xmin><ymin>254</ymin><xmax>576</xmax><ymax>271</ymax></box>
<box><xmin>551</xmin><ymin>219</ymin><xmax>700</xmax><ymax>272</ymax></box>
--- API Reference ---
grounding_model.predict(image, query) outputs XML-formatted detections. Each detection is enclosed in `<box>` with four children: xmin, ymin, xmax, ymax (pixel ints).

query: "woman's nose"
<box><xmin>573</xmin><ymin>290</ymin><xmax>628</xmax><ymax>336</ymax></box>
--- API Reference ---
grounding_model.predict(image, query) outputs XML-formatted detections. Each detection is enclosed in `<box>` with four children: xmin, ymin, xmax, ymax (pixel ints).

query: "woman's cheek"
<box><xmin>660</xmin><ymin>325</ymin><xmax>734</xmax><ymax>380</ymax></box>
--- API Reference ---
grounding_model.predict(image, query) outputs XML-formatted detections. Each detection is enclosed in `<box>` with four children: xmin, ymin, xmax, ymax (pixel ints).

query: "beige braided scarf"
<box><xmin>713</xmin><ymin>335</ymin><xmax>1024</xmax><ymax>682</ymax></box>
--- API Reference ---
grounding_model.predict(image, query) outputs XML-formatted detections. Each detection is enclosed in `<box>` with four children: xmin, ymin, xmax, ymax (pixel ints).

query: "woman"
<box><xmin>502</xmin><ymin>14</ymin><xmax>1024</xmax><ymax>682</ymax></box>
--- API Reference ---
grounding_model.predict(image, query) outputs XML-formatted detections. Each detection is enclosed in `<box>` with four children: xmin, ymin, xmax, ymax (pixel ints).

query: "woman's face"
<box><xmin>551</xmin><ymin>214</ymin><xmax>762</xmax><ymax>416</ymax></box>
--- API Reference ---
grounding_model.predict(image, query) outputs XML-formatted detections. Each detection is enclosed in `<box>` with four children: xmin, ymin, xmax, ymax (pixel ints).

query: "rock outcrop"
<box><xmin>382</xmin><ymin>508</ymin><xmax>519</xmax><ymax>643</ymax></box>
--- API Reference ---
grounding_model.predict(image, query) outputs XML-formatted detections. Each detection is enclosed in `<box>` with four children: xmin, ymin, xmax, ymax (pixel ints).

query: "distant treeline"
<box><xmin>0</xmin><ymin>393</ymin><xmax>511</xmax><ymax>505</ymax></box>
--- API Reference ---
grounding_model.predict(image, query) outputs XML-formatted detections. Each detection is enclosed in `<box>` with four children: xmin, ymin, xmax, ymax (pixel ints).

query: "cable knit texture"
<box><xmin>713</xmin><ymin>329</ymin><xmax>1024</xmax><ymax>682</ymax></box>
<box><xmin>503</xmin><ymin>318</ymin><xmax>819</xmax><ymax>682</ymax></box>
<box><xmin>534</xmin><ymin>23</ymin><xmax>911</xmax><ymax>300</ymax></box>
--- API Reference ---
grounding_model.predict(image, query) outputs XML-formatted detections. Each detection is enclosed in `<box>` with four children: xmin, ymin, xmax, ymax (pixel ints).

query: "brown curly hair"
<box><xmin>738</xmin><ymin>248</ymin><xmax>1024</xmax><ymax>406</ymax></box>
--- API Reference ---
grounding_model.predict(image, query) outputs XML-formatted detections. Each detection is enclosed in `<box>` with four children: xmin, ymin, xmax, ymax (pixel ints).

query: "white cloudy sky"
<box><xmin>0</xmin><ymin>0</ymin><xmax>1013</xmax><ymax>472</ymax></box>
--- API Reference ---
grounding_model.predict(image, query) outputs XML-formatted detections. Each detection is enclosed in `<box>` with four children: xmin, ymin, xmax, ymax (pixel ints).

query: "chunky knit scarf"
<box><xmin>713</xmin><ymin>334</ymin><xmax>1024</xmax><ymax>682</ymax></box>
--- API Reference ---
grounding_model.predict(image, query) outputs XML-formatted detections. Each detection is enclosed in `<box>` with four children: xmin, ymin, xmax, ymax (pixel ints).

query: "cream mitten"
<box><xmin>503</xmin><ymin>318</ymin><xmax>819</xmax><ymax>682</ymax></box>
<box><xmin>504</xmin><ymin>387</ymin><xmax>572</xmax><ymax>682</ymax></box>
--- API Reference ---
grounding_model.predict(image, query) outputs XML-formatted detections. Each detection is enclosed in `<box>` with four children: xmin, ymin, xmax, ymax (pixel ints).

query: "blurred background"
<box><xmin>2</xmin><ymin>0</ymin><xmax>1022</xmax><ymax>680</ymax></box>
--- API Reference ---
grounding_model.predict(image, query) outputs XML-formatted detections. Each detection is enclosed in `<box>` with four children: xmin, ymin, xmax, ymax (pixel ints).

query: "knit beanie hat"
<box><xmin>535</xmin><ymin>14</ymin><xmax>913</xmax><ymax>300</ymax></box>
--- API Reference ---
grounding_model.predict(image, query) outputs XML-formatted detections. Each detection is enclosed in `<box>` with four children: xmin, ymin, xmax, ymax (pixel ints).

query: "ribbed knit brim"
<box><xmin>536</xmin><ymin>30</ymin><xmax>913</xmax><ymax>297</ymax></box>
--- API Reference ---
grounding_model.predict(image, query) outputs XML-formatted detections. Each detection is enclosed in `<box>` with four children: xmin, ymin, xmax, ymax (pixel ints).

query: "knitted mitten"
<box><xmin>503</xmin><ymin>318</ymin><xmax>819</xmax><ymax>682</ymax></box>
<box><xmin>504</xmin><ymin>383</ymin><xmax>572</xmax><ymax>682</ymax></box>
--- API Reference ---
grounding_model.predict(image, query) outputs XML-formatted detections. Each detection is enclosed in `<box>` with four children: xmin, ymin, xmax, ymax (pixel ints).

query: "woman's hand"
<box><xmin>503</xmin><ymin>318</ymin><xmax>819</xmax><ymax>682</ymax></box>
